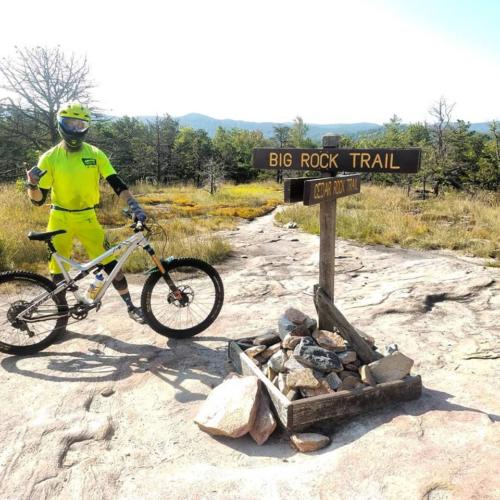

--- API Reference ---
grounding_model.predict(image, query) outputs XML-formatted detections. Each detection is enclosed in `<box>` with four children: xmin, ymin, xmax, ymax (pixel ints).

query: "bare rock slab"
<box><xmin>249</xmin><ymin>394</ymin><xmax>277</xmax><ymax>446</ymax></box>
<box><xmin>194</xmin><ymin>375</ymin><xmax>260</xmax><ymax>438</ymax></box>
<box><xmin>290</xmin><ymin>433</ymin><xmax>330</xmax><ymax>452</ymax></box>
<box><xmin>368</xmin><ymin>352</ymin><xmax>414</xmax><ymax>383</ymax></box>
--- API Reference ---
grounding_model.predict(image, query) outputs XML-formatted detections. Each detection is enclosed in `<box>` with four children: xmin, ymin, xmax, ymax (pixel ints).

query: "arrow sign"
<box><xmin>253</xmin><ymin>148</ymin><xmax>421</xmax><ymax>174</ymax></box>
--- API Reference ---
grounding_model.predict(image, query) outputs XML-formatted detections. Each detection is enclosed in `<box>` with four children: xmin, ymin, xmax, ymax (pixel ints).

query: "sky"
<box><xmin>1</xmin><ymin>0</ymin><xmax>499</xmax><ymax>124</ymax></box>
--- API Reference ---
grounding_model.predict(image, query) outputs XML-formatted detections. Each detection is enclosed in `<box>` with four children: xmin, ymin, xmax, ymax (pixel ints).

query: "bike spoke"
<box><xmin>0</xmin><ymin>278</ymin><xmax>63</xmax><ymax>348</ymax></box>
<box><xmin>144</xmin><ymin>261</ymin><xmax>222</xmax><ymax>336</ymax></box>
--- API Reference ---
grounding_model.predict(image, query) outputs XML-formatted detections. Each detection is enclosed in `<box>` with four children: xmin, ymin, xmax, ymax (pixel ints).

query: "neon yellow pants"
<box><xmin>47</xmin><ymin>209</ymin><xmax>115</xmax><ymax>274</ymax></box>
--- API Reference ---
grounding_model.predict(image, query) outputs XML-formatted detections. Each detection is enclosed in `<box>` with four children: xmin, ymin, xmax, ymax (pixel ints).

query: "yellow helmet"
<box><xmin>57</xmin><ymin>102</ymin><xmax>91</xmax><ymax>149</ymax></box>
<box><xmin>57</xmin><ymin>101</ymin><xmax>91</xmax><ymax>122</ymax></box>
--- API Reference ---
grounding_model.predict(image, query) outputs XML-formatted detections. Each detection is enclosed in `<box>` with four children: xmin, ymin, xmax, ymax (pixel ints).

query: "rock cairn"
<box><xmin>242</xmin><ymin>307</ymin><xmax>414</xmax><ymax>401</ymax></box>
<box><xmin>195</xmin><ymin>307</ymin><xmax>414</xmax><ymax>451</ymax></box>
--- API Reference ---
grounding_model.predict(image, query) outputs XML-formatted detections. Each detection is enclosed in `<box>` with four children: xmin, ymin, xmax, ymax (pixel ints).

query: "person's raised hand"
<box><xmin>26</xmin><ymin>166</ymin><xmax>47</xmax><ymax>185</ymax></box>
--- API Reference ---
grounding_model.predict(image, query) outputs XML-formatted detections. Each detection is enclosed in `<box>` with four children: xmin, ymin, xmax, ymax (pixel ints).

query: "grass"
<box><xmin>2</xmin><ymin>180</ymin><xmax>497</xmax><ymax>272</ymax></box>
<box><xmin>0</xmin><ymin>181</ymin><xmax>281</xmax><ymax>273</ymax></box>
<box><xmin>275</xmin><ymin>185</ymin><xmax>500</xmax><ymax>262</ymax></box>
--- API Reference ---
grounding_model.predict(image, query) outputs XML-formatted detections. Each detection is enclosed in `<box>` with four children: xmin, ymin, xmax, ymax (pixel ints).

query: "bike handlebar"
<box><xmin>122</xmin><ymin>209</ymin><xmax>149</xmax><ymax>233</ymax></box>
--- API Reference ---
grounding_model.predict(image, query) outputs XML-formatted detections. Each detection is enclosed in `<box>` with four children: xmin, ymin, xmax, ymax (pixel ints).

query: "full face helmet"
<box><xmin>57</xmin><ymin>102</ymin><xmax>91</xmax><ymax>150</ymax></box>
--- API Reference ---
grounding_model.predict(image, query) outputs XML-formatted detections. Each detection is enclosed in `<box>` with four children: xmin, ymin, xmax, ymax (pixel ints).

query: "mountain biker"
<box><xmin>25</xmin><ymin>101</ymin><xmax>147</xmax><ymax>324</ymax></box>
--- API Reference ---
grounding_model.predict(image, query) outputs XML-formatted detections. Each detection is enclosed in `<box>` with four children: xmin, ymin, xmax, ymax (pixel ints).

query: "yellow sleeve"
<box><xmin>97</xmin><ymin>149</ymin><xmax>117</xmax><ymax>179</ymax></box>
<box><xmin>37</xmin><ymin>153</ymin><xmax>53</xmax><ymax>189</ymax></box>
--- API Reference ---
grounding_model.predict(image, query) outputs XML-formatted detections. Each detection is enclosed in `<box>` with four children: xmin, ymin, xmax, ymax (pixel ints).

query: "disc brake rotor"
<box><xmin>167</xmin><ymin>285</ymin><xmax>194</xmax><ymax>308</ymax></box>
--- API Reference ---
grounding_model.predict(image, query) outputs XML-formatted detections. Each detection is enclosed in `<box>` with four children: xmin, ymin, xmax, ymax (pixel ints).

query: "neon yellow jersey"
<box><xmin>37</xmin><ymin>142</ymin><xmax>117</xmax><ymax>210</ymax></box>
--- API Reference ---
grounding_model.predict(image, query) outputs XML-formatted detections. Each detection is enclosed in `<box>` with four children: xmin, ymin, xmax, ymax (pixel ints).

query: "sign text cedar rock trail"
<box><xmin>284</xmin><ymin>174</ymin><xmax>361</xmax><ymax>206</ymax></box>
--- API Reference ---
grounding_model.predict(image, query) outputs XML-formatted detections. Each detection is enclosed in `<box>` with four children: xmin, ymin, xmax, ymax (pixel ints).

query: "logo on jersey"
<box><xmin>82</xmin><ymin>158</ymin><xmax>97</xmax><ymax>167</ymax></box>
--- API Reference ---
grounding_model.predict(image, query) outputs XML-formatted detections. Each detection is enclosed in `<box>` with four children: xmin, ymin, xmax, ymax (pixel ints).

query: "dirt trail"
<box><xmin>1</xmin><ymin>210</ymin><xmax>499</xmax><ymax>499</ymax></box>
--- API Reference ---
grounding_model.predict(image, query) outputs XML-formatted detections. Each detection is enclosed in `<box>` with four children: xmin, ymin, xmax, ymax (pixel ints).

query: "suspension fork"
<box><xmin>146</xmin><ymin>246</ymin><xmax>183</xmax><ymax>300</ymax></box>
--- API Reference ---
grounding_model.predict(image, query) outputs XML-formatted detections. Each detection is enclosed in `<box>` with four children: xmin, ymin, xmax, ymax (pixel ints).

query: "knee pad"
<box><xmin>112</xmin><ymin>275</ymin><xmax>127</xmax><ymax>291</ymax></box>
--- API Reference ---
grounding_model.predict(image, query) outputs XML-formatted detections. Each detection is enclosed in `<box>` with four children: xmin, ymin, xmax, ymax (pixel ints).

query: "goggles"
<box><xmin>58</xmin><ymin>117</ymin><xmax>90</xmax><ymax>133</ymax></box>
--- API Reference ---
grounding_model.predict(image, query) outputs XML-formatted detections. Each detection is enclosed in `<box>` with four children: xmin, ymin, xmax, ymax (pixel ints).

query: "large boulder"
<box><xmin>194</xmin><ymin>375</ymin><xmax>260</xmax><ymax>438</ymax></box>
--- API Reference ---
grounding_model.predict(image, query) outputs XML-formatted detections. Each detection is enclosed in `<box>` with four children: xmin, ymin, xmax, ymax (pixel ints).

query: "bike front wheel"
<box><xmin>141</xmin><ymin>258</ymin><xmax>224</xmax><ymax>338</ymax></box>
<box><xmin>0</xmin><ymin>271</ymin><xmax>68</xmax><ymax>355</ymax></box>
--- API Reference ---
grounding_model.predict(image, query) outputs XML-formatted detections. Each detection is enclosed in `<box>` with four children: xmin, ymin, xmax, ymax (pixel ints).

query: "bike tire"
<box><xmin>141</xmin><ymin>258</ymin><xmax>224</xmax><ymax>339</ymax></box>
<box><xmin>0</xmin><ymin>271</ymin><xmax>68</xmax><ymax>355</ymax></box>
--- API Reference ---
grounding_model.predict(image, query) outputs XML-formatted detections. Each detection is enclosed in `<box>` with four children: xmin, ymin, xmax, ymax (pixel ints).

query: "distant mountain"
<box><xmin>135</xmin><ymin>113</ymin><xmax>494</xmax><ymax>139</ymax></box>
<box><xmin>137</xmin><ymin>113</ymin><xmax>381</xmax><ymax>140</ymax></box>
<box><xmin>469</xmin><ymin>122</ymin><xmax>493</xmax><ymax>133</ymax></box>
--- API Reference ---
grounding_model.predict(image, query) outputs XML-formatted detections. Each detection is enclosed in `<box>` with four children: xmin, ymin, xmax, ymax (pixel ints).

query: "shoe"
<box><xmin>128</xmin><ymin>306</ymin><xmax>146</xmax><ymax>324</ymax></box>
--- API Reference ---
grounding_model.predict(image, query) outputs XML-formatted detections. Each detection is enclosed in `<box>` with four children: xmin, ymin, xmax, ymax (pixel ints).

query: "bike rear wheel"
<box><xmin>0</xmin><ymin>271</ymin><xmax>68</xmax><ymax>355</ymax></box>
<box><xmin>141</xmin><ymin>258</ymin><xmax>224</xmax><ymax>338</ymax></box>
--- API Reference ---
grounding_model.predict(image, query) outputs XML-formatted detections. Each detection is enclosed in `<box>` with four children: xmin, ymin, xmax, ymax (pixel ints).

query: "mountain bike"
<box><xmin>0</xmin><ymin>218</ymin><xmax>224</xmax><ymax>355</ymax></box>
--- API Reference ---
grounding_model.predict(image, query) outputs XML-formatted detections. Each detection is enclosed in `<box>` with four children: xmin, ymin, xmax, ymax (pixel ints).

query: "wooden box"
<box><xmin>228</xmin><ymin>338</ymin><xmax>422</xmax><ymax>432</ymax></box>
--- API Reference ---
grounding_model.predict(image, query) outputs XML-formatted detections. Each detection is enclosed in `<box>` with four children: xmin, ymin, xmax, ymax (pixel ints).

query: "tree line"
<box><xmin>1</xmin><ymin>46</ymin><xmax>498</xmax><ymax>193</ymax></box>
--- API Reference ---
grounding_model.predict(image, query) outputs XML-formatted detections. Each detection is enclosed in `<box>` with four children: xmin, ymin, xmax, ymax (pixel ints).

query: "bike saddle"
<box><xmin>28</xmin><ymin>229</ymin><xmax>67</xmax><ymax>241</ymax></box>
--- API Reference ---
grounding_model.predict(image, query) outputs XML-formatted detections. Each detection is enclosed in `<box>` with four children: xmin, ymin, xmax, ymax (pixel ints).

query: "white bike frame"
<box><xmin>53</xmin><ymin>230</ymin><xmax>149</xmax><ymax>304</ymax></box>
<box><xmin>18</xmin><ymin>227</ymin><xmax>167</xmax><ymax>322</ymax></box>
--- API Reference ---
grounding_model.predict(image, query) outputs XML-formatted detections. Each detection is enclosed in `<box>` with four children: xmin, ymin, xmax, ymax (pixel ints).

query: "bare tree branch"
<box><xmin>0</xmin><ymin>46</ymin><xmax>94</xmax><ymax>146</ymax></box>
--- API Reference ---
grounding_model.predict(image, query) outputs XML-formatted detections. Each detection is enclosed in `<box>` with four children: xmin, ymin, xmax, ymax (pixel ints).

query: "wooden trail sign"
<box><xmin>242</xmin><ymin>136</ymin><xmax>423</xmax><ymax>425</ymax></box>
<box><xmin>253</xmin><ymin>147</ymin><xmax>421</xmax><ymax>174</ymax></box>
<box><xmin>284</xmin><ymin>174</ymin><xmax>361</xmax><ymax>205</ymax></box>
<box><xmin>253</xmin><ymin>135</ymin><xmax>421</xmax><ymax>336</ymax></box>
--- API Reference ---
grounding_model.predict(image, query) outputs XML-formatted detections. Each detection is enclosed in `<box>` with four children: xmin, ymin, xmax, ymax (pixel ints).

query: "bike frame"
<box><xmin>17</xmin><ymin>227</ymin><xmax>167</xmax><ymax>322</ymax></box>
<box><xmin>54</xmin><ymin>230</ymin><xmax>148</xmax><ymax>304</ymax></box>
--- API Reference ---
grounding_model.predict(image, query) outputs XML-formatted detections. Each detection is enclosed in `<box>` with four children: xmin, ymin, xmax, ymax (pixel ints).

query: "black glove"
<box><xmin>127</xmin><ymin>198</ymin><xmax>146</xmax><ymax>223</ymax></box>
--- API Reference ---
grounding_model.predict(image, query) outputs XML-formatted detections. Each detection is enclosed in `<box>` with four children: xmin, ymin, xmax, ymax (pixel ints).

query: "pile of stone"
<box><xmin>243</xmin><ymin>307</ymin><xmax>414</xmax><ymax>400</ymax></box>
<box><xmin>195</xmin><ymin>307</ymin><xmax>414</xmax><ymax>451</ymax></box>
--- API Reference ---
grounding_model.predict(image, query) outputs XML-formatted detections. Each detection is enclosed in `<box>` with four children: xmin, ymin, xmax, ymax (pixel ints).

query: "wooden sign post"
<box><xmin>319</xmin><ymin>135</ymin><xmax>339</xmax><ymax>318</ymax></box>
<box><xmin>252</xmin><ymin>138</ymin><xmax>421</xmax><ymax>361</ymax></box>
